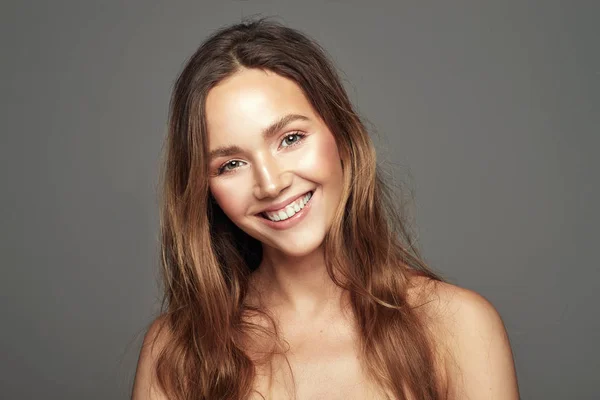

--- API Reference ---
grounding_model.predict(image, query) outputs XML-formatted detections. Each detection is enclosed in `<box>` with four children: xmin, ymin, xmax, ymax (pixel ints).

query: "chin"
<box><xmin>264</xmin><ymin>233</ymin><xmax>326</xmax><ymax>259</ymax></box>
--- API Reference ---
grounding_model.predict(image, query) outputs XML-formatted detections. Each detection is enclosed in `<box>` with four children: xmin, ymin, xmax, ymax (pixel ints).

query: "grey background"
<box><xmin>1</xmin><ymin>1</ymin><xmax>598</xmax><ymax>399</ymax></box>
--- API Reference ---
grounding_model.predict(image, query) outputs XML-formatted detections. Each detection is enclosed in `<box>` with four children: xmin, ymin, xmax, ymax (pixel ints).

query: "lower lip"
<box><xmin>258</xmin><ymin>191</ymin><xmax>315</xmax><ymax>230</ymax></box>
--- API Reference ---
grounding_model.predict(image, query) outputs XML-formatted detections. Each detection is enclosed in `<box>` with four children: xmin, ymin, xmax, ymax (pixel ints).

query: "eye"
<box><xmin>218</xmin><ymin>160</ymin><xmax>246</xmax><ymax>175</ymax></box>
<box><xmin>280</xmin><ymin>132</ymin><xmax>305</xmax><ymax>148</ymax></box>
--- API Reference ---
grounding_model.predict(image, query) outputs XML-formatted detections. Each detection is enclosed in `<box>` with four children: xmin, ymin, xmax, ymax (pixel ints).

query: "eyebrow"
<box><xmin>208</xmin><ymin>113</ymin><xmax>310</xmax><ymax>161</ymax></box>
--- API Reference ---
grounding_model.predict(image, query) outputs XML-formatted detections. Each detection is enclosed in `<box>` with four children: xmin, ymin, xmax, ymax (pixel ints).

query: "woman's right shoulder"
<box><xmin>131</xmin><ymin>315</ymin><xmax>172</xmax><ymax>400</ymax></box>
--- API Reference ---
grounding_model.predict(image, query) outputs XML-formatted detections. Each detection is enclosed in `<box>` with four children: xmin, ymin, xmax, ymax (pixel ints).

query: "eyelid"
<box><xmin>216</xmin><ymin>159</ymin><xmax>246</xmax><ymax>176</ymax></box>
<box><xmin>214</xmin><ymin>131</ymin><xmax>306</xmax><ymax>176</ymax></box>
<box><xmin>279</xmin><ymin>131</ymin><xmax>306</xmax><ymax>149</ymax></box>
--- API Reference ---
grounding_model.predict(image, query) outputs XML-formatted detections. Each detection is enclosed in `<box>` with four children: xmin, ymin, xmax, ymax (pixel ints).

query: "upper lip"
<box><xmin>257</xmin><ymin>191</ymin><xmax>312</xmax><ymax>214</ymax></box>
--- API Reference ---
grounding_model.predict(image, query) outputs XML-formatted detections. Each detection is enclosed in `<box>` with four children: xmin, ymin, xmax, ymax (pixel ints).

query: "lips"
<box><xmin>258</xmin><ymin>190</ymin><xmax>309</xmax><ymax>213</ymax></box>
<box><xmin>255</xmin><ymin>189</ymin><xmax>316</xmax><ymax>230</ymax></box>
<box><xmin>261</xmin><ymin>191</ymin><xmax>313</xmax><ymax>222</ymax></box>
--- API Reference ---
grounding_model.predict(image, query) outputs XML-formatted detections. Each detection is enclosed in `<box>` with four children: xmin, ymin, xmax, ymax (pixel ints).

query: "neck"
<box><xmin>251</xmin><ymin>245</ymin><xmax>349</xmax><ymax>320</ymax></box>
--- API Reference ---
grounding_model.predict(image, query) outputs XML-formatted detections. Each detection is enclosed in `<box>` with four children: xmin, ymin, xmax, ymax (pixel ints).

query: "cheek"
<box><xmin>297</xmin><ymin>133</ymin><xmax>343</xmax><ymax>183</ymax></box>
<box><xmin>210</xmin><ymin>180</ymin><xmax>250</xmax><ymax>220</ymax></box>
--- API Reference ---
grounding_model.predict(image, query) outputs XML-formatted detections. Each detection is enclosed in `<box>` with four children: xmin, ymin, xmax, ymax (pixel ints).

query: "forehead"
<box><xmin>205</xmin><ymin>69</ymin><xmax>316</xmax><ymax>145</ymax></box>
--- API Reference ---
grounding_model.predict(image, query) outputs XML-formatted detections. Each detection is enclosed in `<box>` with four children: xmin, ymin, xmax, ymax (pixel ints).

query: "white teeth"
<box><xmin>304</xmin><ymin>192</ymin><xmax>312</xmax><ymax>204</ymax></box>
<box><xmin>285</xmin><ymin>206</ymin><xmax>295</xmax><ymax>218</ymax></box>
<box><xmin>264</xmin><ymin>191</ymin><xmax>313</xmax><ymax>222</ymax></box>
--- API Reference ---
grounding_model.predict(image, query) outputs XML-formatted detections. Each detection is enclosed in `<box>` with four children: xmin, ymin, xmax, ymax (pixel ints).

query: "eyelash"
<box><xmin>216</xmin><ymin>132</ymin><xmax>306</xmax><ymax>175</ymax></box>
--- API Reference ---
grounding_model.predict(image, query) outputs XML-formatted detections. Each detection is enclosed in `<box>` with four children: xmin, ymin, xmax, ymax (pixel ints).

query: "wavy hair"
<box><xmin>154</xmin><ymin>17</ymin><xmax>447</xmax><ymax>399</ymax></box>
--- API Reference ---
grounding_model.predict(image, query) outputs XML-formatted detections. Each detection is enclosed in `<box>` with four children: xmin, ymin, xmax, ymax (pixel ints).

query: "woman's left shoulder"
<box><xmin>409</xmin><ymin>275</ymin><xmax>502</xmax><ymax>326</ymax></box>
<box><xmin>406</xmin><ymin>272</ymin><xmax>508</xmax><ymax>337</ymax></box>
<box><xmin>408</xmin><ymin>274</ymin><xmax>520</xmax><ymax>399</ymax></box>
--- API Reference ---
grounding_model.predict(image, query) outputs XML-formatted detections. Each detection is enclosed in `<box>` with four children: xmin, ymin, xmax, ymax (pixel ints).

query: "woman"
<box><xmin>132</xmin><ymin>18</ymin><xmax>519</xmax><ymax>399</ymax></box>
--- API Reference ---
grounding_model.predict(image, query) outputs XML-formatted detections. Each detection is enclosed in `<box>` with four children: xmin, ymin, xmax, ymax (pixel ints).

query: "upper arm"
<box><xmin>131</xmin><ymin>315</ymin><xmax>171</xmax><ymax>400</ymax></box>
<box><xmin>436</xmin><ymin>284</ymin><xmax>520</xmax><ymax>400</ymax></box>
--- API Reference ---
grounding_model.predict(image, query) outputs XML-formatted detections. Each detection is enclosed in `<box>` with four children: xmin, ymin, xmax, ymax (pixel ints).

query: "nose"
<box><xmin>252</xmin><ymin>152</ymin><xmax>292</xmax><ymax>200</ymax></box>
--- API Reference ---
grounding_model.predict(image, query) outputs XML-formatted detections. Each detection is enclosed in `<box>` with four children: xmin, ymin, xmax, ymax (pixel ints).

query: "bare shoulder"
<box><xmin>131</xmin><ymin>315</ymin><xmax>172</xmax><ymax>400</ymax></box>
<box><xmin>409</xmin><ymin>275</ymin><xmax>520</xmax><ymax>399</ymax></box>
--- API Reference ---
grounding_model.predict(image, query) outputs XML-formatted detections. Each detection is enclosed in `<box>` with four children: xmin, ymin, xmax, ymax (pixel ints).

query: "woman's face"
<box><xmin>206</xmin><ymin>68</ymin><xmax>344</xmax><ymax>258</ymax></box>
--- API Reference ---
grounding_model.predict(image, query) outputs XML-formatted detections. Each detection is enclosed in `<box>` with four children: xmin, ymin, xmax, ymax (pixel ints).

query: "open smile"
<box><xmin>257</xmin><ymin>190</ymin><xmax>315</xmax><ymax>230</ymax></box>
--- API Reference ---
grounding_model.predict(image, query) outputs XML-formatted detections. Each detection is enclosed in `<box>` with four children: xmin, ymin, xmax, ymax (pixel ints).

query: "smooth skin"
<box><xmin>132</xmin><ymin>68</ymin><xmax>520</xmax><ymax>399</ymax></box>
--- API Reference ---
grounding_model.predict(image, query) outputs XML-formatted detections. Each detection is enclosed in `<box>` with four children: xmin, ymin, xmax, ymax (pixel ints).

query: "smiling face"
<box><xmin>205</xmin><ymin>68</ymin><xmax>344</xmax><ymax>259</ymax></box>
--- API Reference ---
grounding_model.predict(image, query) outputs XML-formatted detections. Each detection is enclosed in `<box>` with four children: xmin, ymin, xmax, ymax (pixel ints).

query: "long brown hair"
<box><xmin>155</xmin><ymin>17</ymin><xmax>447</xmax><ymax>399</ymax></box>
